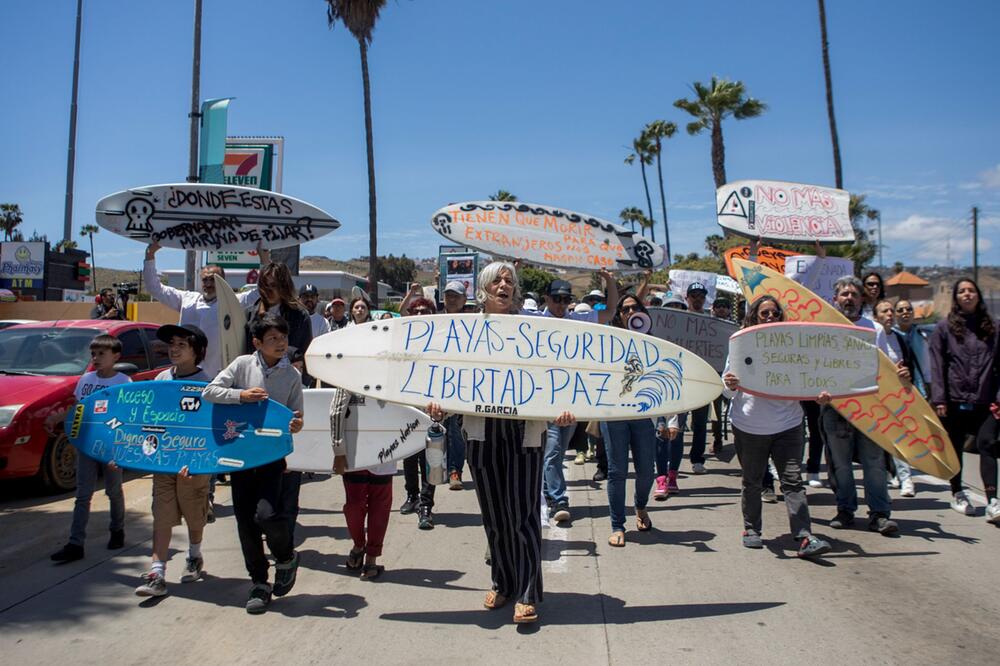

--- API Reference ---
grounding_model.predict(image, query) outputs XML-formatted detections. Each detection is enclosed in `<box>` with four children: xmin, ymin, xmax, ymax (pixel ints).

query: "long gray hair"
<box><xmin>833</xmin><ymin>274</ymin><xmax>863</xmax><ymax>296</ymax></box>
<box><xmin>476</xmin><ymin>261</ymin><xmax>522</xmax><ymax>313</ymax></box>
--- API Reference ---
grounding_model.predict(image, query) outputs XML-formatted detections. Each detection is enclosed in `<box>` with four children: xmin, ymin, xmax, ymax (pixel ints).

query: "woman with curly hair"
<box><xmin>929</xmin><ymin>278</ymin><xmax>1000</xmax><ymax>518</ymax></box>
<box><xmin>722</xmin><ymin>295</ymin><xmax>832</xmax><ymax>558</ymax></box>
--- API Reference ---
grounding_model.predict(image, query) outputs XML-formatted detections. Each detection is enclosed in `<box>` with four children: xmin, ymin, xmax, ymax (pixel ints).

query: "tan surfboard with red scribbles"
<box><xmin>732</xmin><ymin>258</ymin><xmax>958</xmax><ymax>480</ymax></box>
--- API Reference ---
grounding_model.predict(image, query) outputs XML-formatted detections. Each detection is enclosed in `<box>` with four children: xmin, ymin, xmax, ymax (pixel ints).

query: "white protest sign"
<box><xmin>728</xmin><ymin>322</ymin><xmax>879</xmax><ymax>399</ymax></box>
<box><xmin>667</xmin><ymin>270</ymin><xmax>717</xmax><ymax>309</ymax></box>
<box><xmin>784</xmin><ymin>255</ymin><xmax>854</xmax><ymax>302</ymax></box>
<box><xmin>716</xmin><ymin>179</ymin><xmax>854</xmax><ymax>243</ymax></box>
<box><xmin>716</xmin><ymin>274</ymin><xmax>741</xmax><ymax>295</ymax></box>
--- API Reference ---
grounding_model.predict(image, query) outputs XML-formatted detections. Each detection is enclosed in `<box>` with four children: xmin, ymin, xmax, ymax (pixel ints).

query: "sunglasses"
<box><xmin>758</xmin><ymin>309</ymin><xmax>781</xmax><ymax>320</ymax></box>
<box><xmin>621</xmin><ymin>304</ymin><xmax>638</xmax><ymax>312</ymax></box>
<box><xmin>864</xmin><ymin>281</ymin><xmax>881</xmax><ymax>288</ymax></box>
<box><xmin>895</xmin><ymin>306</ymin><xmax>913</xmax><ymax>313</ymax></box>
<box><xmin>550</xmin><ymin>295</ymin><xmax>573</xmax><ymax>304</ymax></box>
<box><xmin>412</xmin><ymin>308</ymin><xmax>434</xmax><ymax>315</ymax></box>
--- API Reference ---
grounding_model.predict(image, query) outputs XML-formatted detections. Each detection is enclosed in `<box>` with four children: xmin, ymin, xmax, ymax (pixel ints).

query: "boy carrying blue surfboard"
<box><xmin>203</xmin><ymin>313</ymin><xmax>304</xmax><ymax>615</ymax></box>
<box><xmin>135</xmin><ymin>324</ymin><xmax>212</xmax><ymax>597</ymax></box>
<box><xmin>50</xmin><ymin>334</ymin><xmax>132</xmax><ymax>563</ymax></box>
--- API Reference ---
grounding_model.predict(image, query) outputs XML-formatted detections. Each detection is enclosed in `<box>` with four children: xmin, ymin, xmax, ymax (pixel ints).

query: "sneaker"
<box><xmin>107</xmin><ymin>529</ymin><xmax>125</xmax><ymax>550</ymax></box>
<box><xmin>585</xmin><ymin>443</ymin><xmax>596</xmax><ymax>462</ymax></box>
<box><xmin>50</xmin><ymin>543</ymin><xmax>84</xmax><ymax>563</ymax></box>
<box><xmin>135</xmin><ymin>571</ymin><xmax>168</xmax><ymax>597</ymax></box>
<box><xmin>592</xmin><ymin>469</ymin><xmax>607</xmax><ymax>482</ymax></box>
<box><xmin>761</xmin><ymin>487</ymin><xmax>778</xmax><ymax>503</ymax></box>
<box><xmin>574</xmin><ymin>451</ymin><xmax>586</xmax><ymax>465</ymax></box>
<box><xmin>986</xmin><ymin>498</ymin><xmax>1000</xmax><ymax>524</ymax></box>
<box><xmin>399</xmin><ymin>494</ymin><xmax>418</xmax><ymax>515</ymax></box>
<box><xmin>829</xmin><ymin>510</ymin><xmax>854</xmax><ymax>529</ymax></box>
<box><xmin>550</xmin><ymin>503</ymin><xmax>570</xmax><ymax>523</ymax></box>
<box><xmin>206</xmin><ymin>503</ymin><xmax>216</xmax><ymax>524</ymax></box>
<box><xmin>806</xmin><ymin>473</ymin><xmax>823</xmax><ymax>488</ymax></box>
<box><xmin>653</xmin><ymin>475</ymin><xmax>668</xmax><ymax>501</ymax></box>
<box><xmin>692</xmin><ymin>463</ymin><xmax>706</xmax><ymax>475</ymax></box>
<box><xmin>448</xmin><ymin>472</ymin><xmax>462</xmax><ymax>490</ymax></box>
<box><xmin>951</xmin><ymin>491</ymin><xmax>975</xmax><ymax>516</ymax></box>
<box><xmin>888</xmin><ymin>476</ymin><xmax>901</xmax><ymax>489</ymax></box>
<box><xmin>180</xmin><ymin>556</ymin><xmax>204</xmax><ymax>583</ymax></box>
<box><xmin>272</xmin><ymin>551</ymin><xmax>299</xmax><ymax>597</ymax></box>
<box><xmin>667</xmin><ymin>471</ymin><xmax>679</xmax><ymax>493</ymax></box>
<box><xmin>741</xmin><ymin>530</ymin><xmax>763</xmax><ymax>549</ymax></box>
<box><xmin>900</xmin><ymin>479</ymin><xmax>916</xmax><ymax>497</ymax></box>
<box><xmin>245</xmin><ymin>583</ymin><xmax>272</xmax><ymax>614</ymax></box>
<box><xmin>869</xmin><ymin>515</ymin><xmax>899</xmax><ymax>536</ymax></box>
<box><xmin>797</xmin><ymin>534</ymin><xmax>832</xmax><ymax>558</ymax></box>
<box><xmin>418</xmin><ymin>507</ymin><xmax>434</xmax><ymax>530</ymax></box>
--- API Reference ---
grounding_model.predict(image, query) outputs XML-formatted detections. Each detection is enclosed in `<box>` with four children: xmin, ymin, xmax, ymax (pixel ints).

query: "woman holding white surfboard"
<box><xmin>426</xmin><ymin>260</ymin><xmax>575</xmax><ymax>625</ymax></box>
<box><xmin>721</xmin><ymin>295</ymin><xmax>832</xmax><ymax>558</ymax></box>
<box><xmin>600</xmin><ymin>295</ymin><xmax>656</xmax><ymax>547</ymax></box>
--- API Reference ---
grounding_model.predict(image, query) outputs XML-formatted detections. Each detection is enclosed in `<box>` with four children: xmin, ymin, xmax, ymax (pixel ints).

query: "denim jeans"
<box><xmin>655</xmin><ymin>413</ymin><xmax>687</xmax><ymax>475</ymax></box>
<box><xmin>892</xmin><ymin>457</ymin><xmax>912</xmax><ymax>484</ymax></box>
<box><xmin>70</xmin><ymin>453</ymin><xmax>124</xmax><ymax>546</ymax></box>
<box><xmin>601</xmin><ymin>419</ymin><xmax>656</xmax><ymax>532</ymax></box>
<box><xmin>543</xmin><ymin>422</ymin><xmax>577</xmax><ymax>506</ymax></box>
<box><xmin>821</xmin><ymin>406</ymin><xmax>891</xmax><ymax>517</ymax></box>
<box><xmin>689</xmin><ymin>404</ymin><xmax>709</xmax><ymax>465</ymax></box>
<box><xmin>445</xmin><ymin>414</ymin><xmax>466</xmax><ymax>475</ymax></box>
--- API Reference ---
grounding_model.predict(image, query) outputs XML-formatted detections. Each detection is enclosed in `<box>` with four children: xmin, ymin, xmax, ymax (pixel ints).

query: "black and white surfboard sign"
<box><xmin>716</xmin><ymin>179</ymin><xmax>854</xmax><ymax>244</ymax></box>
<box><xmin>95</xmin><ymin>183</ymin><xmax>340</xmax><ymax>251</ymax></box>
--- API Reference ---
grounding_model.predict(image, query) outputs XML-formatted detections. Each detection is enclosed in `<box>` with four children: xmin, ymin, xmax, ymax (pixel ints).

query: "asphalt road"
<box><xmin>0</xmin><ymin>445</ymin><xmax>997</xmax><ymax>665</ymax></box>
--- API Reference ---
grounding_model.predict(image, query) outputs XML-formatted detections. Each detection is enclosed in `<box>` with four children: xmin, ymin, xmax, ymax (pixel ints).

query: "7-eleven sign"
<box><xmin>223</xmin><ymin>148</ymin><xmax>266</xmax><ymax>188</ymax></box>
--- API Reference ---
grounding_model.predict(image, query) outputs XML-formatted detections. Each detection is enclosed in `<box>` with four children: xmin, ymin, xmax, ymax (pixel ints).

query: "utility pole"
<box><xmin>972</xmin><ymin>206</ymin><xmax>979</xmax><ymax>284</ymax></box>
<box><xmin>62</xmin><ymin>0</ymin><xmax>83</xmax><ymax>244</ymax></box>
<box><xmin>876</xmin><ymin>211</ymin><xmax>883</xmax><ymax>268</ymax></box>
<box><xmin>184</xmin><ymin>0</ymin><xmax>203</xmax><ymax>291</ymax></box>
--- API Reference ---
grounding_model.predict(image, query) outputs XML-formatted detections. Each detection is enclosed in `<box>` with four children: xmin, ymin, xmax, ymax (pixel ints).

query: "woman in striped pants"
<box><xmin>428</xmin><ymin>260</ymin><xmax>575</xmax><ymax>625</ymax></box>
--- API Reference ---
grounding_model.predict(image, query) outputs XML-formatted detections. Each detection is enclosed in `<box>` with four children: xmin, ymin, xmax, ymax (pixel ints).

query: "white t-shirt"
<box><xmin>154</xmin><ymin>367</ymin><xmax>212</xmax><ymax>383</ymax></box>
<box><xmin>74</xmin><ymin>370</ymin><xmax>131</xmax><ymax>401</ymax></box>
<box><xmin>851</xmin><ymin>315</ymin><xmax>890</xmax><ymax>355</ymax></box>
<box><xmin>720</xmin><ymin>358</ymin><xmax>803</xmax><ymax>436</ymax></box>
<box><xmin>309</xmin><ymin>312</ymin><xmax>331</xmax><ymax>336</ymax></box>
<box><xmin>533</xmin><ymin>308</ymin><xmax>599</xmax><ymax>323</ymax></box>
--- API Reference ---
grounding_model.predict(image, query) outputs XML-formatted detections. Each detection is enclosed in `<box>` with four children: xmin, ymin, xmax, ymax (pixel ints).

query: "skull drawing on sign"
<box><xmin>124</xmin><ymin>198</ymin><xmax>154</xmax><ymax>238</ymax></box>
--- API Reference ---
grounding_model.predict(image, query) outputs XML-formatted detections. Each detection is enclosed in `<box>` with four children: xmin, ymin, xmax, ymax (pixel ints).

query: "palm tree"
<box><xmin>489</xmin><ymin>190</ymin><xmax>518</xmax><ymax>202</ymax></box>
<box><xmin>80</xmin><ymin>224</ymin><xmax>99</xmax><ymax>290</ymax></box>
<box><xmin>644</xmin><ymin>120</ymin><xmax>677</xmax><ymax>259</ymax></box>
<box><xmin>674</xmin><ymin>77</ymin><xmax>767</xmax><ymax>189</ymax></box>
<box><xmin>54</xmin><ymin>239</ymin><xmax>78</xmax><ymax>252</ymax></box>
<box><xmin>817</xmin><ymin>0</ymin><xmax>843</xmax><ymax>189</ymax></box>
<box><xmin>619</xmin><ymin>206</ymin><xmax>643</xmax><ymax>233</ymax></box>
<box><xmin>326</xmin><ymin>0</ymin><xmax>388</xmax><ymax>303</ymax></box>
<box><xmin>1</xmin><ymin>203</ymin><xmax>23</xmax><ymax>241</ymax></box>
<box><xmin>624</xmin><ymin>133</ymin><xmax>656</xmax><ymax>242</ymax></box>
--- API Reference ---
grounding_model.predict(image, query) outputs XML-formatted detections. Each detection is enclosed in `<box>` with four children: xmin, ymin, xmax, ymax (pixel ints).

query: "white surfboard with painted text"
<box><xmin>305</xmin><ymin>313</ymin><xmax>721</xmax><ymax>421</ymax></box>
<box><xmin>716</xmin><ymin>180</ymin><xmax>854</xmax><ymax>244</ymax></box>
<box><xmin>95</xmin><ymin>183</ymin><xmax>340</xmax><ymax>251</ymax></box>
<box><xmin>430</xmin><ymin>201</ymin><xmax>664</xmax><ymax>271</ymax></box>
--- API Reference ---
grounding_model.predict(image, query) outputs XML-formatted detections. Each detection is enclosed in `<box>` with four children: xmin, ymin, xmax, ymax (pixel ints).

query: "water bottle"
<box><xmin>424</xmin><ymin>422</ymin><xmax>448</xmax><ymax>485</ymax></box>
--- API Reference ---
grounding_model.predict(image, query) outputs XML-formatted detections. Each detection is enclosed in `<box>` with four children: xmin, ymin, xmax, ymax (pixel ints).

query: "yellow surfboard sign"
<box><xmin>732</xmin><ymin>258</ymin><xmax>958</xmax><ymax>480</ymax></box>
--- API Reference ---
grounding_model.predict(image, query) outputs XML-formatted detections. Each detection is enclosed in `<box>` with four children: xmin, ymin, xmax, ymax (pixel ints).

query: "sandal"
<box><xmin>636</xmin><ymin>509</ymin><xmax>652</xmax><ymax>532</ymax></box>
<box><xmin>360</xmin><ymin>563</ymin><xmax>384</xmax><ymax>580</ymax></box>
<box><xmin>483</xmin><ymin>590</ymin><xmax>508</xmax><ymax>610</ymax></box>
<box><xmin>346</xmin><ymin>548</ymin><xmax>365</xmax><ymax>570</ymax></box>
<box><xmin>513</xmin><ymin>602</ymin><xmax>538</xmax><ymax>624</ymax></box>
<box><xmin>608</xmin><ymin>531</ymin><xmax>625</xmax><ymax>547</ymax></box>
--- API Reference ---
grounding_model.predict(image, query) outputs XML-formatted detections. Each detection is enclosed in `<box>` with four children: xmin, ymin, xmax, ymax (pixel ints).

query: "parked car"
<box><xmin>0</xmin><ymin>320</ymin><xmax>170</xmax><ymax>491</ymax></box>
<box><xmin>0</xmin><ymin>319</ymin><xmax>39</xmax><ymax>330</ymax></box>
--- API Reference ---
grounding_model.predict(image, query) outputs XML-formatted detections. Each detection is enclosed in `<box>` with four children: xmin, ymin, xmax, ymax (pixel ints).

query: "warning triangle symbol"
<box><xmin>719</xmin><ymin>191</ymin><xmax>747</xmax><ymax>219</ymax></box>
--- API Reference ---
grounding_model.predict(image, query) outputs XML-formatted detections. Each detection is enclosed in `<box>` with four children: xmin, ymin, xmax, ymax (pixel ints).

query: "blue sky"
<box><xmin>2</xmin><ymin>0</ymin><xmax>998</xmax><ymax>272</ymax></box>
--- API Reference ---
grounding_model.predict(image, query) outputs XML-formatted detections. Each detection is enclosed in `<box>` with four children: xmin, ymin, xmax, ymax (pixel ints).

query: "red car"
<box><xmin>0</xmin><ymin>320</ymin><xmax>171</xmax><ymax>491</ymax></box>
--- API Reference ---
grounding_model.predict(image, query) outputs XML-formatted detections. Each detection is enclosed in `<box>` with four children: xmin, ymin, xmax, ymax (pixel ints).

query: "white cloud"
<box><xmin>883</xmin><ymin>214</ymin><xmax>997</xmax><ymax>263</ymax></box>
<box><xmin>980</xmin><ymin>164</ymin><xmax>1000</xmax><ymax>189</ymax></box>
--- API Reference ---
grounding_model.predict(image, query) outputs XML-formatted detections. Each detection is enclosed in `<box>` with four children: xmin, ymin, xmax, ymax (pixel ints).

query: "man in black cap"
<box><xmin>685</xmin><ymin>282</ymin><xmax>708</xmax><ymax>314</ymax></box>
<box><xmin>711</xmin><ymin>295</ymin><xmax>733</xmax><ymax>321</ymax></box>
<box><xmin>299</xmin><ymin>284</ymin><xmax>331</xmax><ymax>337</ymax></box>
<box><xmin>535</xmin><ymin>269</ymin><xmax>618</xmax><ymax>524</ymax></box>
